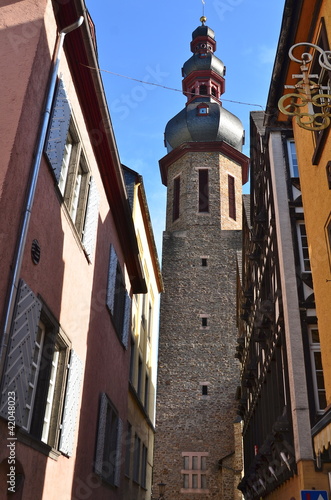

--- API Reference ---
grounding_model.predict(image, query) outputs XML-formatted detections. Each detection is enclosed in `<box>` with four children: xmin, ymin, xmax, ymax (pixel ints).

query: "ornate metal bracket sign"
<box><xmin>278</xmin><ymin>43</ymin><xmax>331</xmax><ymax>130</ymax></box>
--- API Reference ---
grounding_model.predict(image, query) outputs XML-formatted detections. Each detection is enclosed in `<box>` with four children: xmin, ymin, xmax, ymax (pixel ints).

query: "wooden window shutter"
<box><xmin>59</xmin><ymin>349</ymin><xmax>83</xmax><ymax>457</ymax></box>
<box><xmin>0</xmin><ymin>280</ymin><xmax>41</xmax><ymax>428</ymax></box>
<box><xmin>114</xmin><ymin>417</ymin><xmax>123</xmax><ymax>487</ymax></box>
<box><xmin>95</xmin><ymin>393</ymin><xmax>108</xmax><ymax>477</ymax></box>
<box><xmin>121</xmin><ymin>293</ymin><xmax>131</xmax><ymax>349</ymax></box>
<box><xmin>95</xmin><ymin>394</ymin><xmax>122</xmax><ymax>485</ymax></box>
<box><xmin>44</xmin><ymin>79</ymin><xmax>71</xmax><ymax>181</ymax></box>
<box><xmin>82</xmin><ymin>177</ymin><xmax>100</xmax><ymax>261</ymax></box>
<box><xmin>107</xmin><ymin>245</ymin><xmax>118</xmax><ymax>314</ymax></box>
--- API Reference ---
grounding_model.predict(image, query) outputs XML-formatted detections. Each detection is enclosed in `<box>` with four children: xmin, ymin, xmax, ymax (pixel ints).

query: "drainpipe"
<box><xmin>0</xmin><ymin>16</ymin><xmax>84</xmax><ymax>382</ymax></box>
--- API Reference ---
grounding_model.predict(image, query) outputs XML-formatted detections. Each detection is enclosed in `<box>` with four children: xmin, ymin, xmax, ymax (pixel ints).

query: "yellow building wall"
<box><xmin>264</xmin><ymin>461</ymin><xmax>329</xmax><ymax>500</ymax></box>
<box><xmin>281</xmin><ymin>0</ymin><xmax>331</xmax><ymax>407</ymax></box>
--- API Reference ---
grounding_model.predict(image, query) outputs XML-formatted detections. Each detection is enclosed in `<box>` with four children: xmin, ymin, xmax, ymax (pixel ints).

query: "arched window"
<box><xmin>199</xmin><ymin>84</ymin><xmax>207</xmax><ymax>96</ymax></box>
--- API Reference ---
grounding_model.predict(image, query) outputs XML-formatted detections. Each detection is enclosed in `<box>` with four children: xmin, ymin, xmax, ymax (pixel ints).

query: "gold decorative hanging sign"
<box><xmin>278</xmin><ymin>42</ymin><xmax>331</xmax><ymax>130</ymax></box>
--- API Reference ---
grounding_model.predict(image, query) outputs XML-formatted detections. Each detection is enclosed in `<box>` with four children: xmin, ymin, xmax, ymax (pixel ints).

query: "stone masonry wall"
<box><xmin>153</xmin><ymin>151</ymin><xmax>243</xmax><ymax>500</ymax></box>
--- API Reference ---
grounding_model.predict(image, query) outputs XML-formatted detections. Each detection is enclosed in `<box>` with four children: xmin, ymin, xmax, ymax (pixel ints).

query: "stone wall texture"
<box><xmin>153</xmin><ymin>151</ymin><xmax>243</xmax><ymax>499</ymax></box>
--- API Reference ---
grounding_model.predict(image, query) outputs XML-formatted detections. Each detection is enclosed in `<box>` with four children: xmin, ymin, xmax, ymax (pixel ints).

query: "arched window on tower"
<box><xmin>211</xmin><ymin>86</ymin><xmax>218</xmax><ymax>98</ymax></box>
<box><xmin>199</xmin><ymin>84</ymin><xmax>207</xmax><ymax>96</ymax></box>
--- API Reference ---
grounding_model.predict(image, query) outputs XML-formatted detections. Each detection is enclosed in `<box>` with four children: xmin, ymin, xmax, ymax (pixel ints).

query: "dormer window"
<box><xmin>197</xmin><ymin>104</ymin><xmax>209</xmax><ymax>116</ymax></box>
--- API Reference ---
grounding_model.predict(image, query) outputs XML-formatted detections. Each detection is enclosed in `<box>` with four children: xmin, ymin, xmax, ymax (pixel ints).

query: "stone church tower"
<box><xmin>153</xmin><ymin>18</ymin><xmax>249</xmax><ymax>500</ymax></box>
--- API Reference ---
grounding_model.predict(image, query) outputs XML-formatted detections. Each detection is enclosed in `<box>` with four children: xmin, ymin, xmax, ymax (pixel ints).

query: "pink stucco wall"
<box><xmin>0</xmin><ymin>1</ymin><xmax>131</xmax><ymax>498</ymax></box>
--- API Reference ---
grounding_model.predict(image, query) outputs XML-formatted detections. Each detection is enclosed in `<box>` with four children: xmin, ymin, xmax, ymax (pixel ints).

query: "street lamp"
<box><xmin>158</xmin><ymin>481</ymin><xmax>166</xmax><ymax>498</ymax></box>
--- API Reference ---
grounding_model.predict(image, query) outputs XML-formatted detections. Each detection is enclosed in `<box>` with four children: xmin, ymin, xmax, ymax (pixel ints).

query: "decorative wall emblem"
<box><xmin>278</xmin><ymin>43</ymin><xmax>331</xmax><ymax>130</ymax></box>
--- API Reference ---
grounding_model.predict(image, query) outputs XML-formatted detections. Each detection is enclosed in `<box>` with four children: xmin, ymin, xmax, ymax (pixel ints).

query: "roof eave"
<box><xmin>53</xmin><ymin>0</ymin><xmax>146</xmax><ymax>293</ymax></box>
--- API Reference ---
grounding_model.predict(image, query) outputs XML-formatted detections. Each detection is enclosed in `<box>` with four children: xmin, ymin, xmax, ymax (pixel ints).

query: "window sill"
<box><xmin>17</xmin><ymin>429</ymin><xmax>61</xmax><ymax>461</ymax></box>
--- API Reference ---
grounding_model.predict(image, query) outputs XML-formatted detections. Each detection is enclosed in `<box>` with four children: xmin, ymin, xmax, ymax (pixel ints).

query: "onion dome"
<box><xmin>164</xmin><ymin>17</ymin><xmax>244</xmax><ymax>153</ymax></box>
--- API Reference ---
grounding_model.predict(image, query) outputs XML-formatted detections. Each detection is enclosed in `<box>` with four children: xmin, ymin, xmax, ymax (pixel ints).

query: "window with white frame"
<box><xmin>296</xmin><ymin>222</ymin><xmax>311</xmax><ymax>272</ymax></box>
<box><xmin>308</xmin><ymin>326</ymin><xmax>326</xmax><ymax>414</ymax></box>
<box><xmin>0</xmin><ymin>280</ymin><xmax>82</xmax><ymax>456</ymax></box>
<box><xmin>287</xmin><ymin>139</ymin><xmax>299</xmax><ymax>177</ymax></box>
<box><xmin>29</xmin><ymin>318</ymin><xmax>70</xmax><ymax>448</ymax></box>
<box><xmin>181</xmin><ymin>452</ymin><xmax>209</xmax><ymax>493</ymax></box>
<box><xmin>45</xmin><ymin>78</ymin><xmax>99</xmax><ymax>260</ymax></box>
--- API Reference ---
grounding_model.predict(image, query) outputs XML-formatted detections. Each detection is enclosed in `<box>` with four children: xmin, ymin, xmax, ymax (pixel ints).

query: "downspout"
<box><xmin>0</xmin><ymin>16</ymin><xmax>84</xmax><ymax>382</ymax></box>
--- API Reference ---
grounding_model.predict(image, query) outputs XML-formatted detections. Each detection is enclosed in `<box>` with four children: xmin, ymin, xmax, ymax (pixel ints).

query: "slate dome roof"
<box><xmin>182</xmin><ymin>53</ymin><xmax>225</xmax><ymax>78</ymax></box>
<box><xmin>165</xmin><ymin>101</ymin><xmax>244</xmax><ymax>153</ymax></box>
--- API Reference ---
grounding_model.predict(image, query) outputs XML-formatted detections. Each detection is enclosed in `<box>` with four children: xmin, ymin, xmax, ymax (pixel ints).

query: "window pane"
<box><xmin>199</xmin><ymin>169</ymin><xmax>209</xmax><ymax>212</ymax></box>
<box><xmin>59</xmin><ymin>133</ymin><xmax>73</xmax><ymax>195</ymax></box>
<box><xmin>201</xmin><ymin>456</ymin><xmax>207</xmax><ymax>470</ymax></box>
<box><xmin>201</xmin><ymin>474</ymin><xmax>207</xmax><ymax>489</ymax></box>
<box><xmin>314</xmin><ymin>352</ymin><xmax>323</xmax><ymax>370</ymax></box>
<box><xmin>311</xmin><ymin>328</ymin><xmax>320</xmax><ymax>343</ymax></box>
<box><xmin>317</xmin><ymin>372</ymin><xmax>325</xmax><ymax>390</ymax></box>
<box><xmin>288</xmin><ymin>140</ymin><xmax>299</xmax><ymax>177</ymax></box>
<box><xmin>41</xmin><ymin>349</ymin><xmax>60</xmax><ymax>443</ymax></box>
<box><xmin>173</xmin><ymin>176</ymin><xmax>180</xmax><ymax>221</ymax></box>
<box><xmin>184</xmin><ymin>456</ymin><xmax>189</xmax><ymax>470</ymax></box>
<box><xmin>192</xmin><ymin>474</ymin><xmax>198</xmax><ymax>488</ymax></box>
<box><xmin>228</xmin><ymin>175</ymin><xmax>236</xmax><ymax>220</ymax></box>
<box><xmin>70</xmin><ymin>172</ymin><xmax>82</xmax><ymax>223</ymax></box>
<box><xmin>183</xmin><ymin>474</ymin><xmax>189</xmax><ymax>488</ymax></box>
<box><xmin>318</xmin><ymin>390</ymin><xmax>327</xmax><ymax>409</ymax></box>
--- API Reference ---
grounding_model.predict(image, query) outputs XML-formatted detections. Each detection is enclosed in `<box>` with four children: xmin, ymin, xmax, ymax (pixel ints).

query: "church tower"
<box><xmin>153</xmin><ymin>18</ymin><xmax>249</xmax><ymax>499</ymax></box>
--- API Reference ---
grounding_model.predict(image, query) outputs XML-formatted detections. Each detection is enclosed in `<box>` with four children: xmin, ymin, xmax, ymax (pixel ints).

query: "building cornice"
<box><xmin>159</xmin><ymin>141</ymin><xmax>249</xmax><ymax>186</ymax></box>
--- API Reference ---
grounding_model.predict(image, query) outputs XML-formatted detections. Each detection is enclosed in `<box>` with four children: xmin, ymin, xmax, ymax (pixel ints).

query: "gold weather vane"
<box><xmin>278</xmin><ymin>42</ymin><xmax>331</xmax><ymax>130</ymax></box>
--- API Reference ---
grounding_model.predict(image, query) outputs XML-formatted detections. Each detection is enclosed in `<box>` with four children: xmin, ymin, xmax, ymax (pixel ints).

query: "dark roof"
<box><xmin>243</xmin><ymin>194</ymin><xmax>251</xmax><ymax>229</ymax></box>
<box><xmin>165</xmin><ymin>101</ymin><xmax>244</xmax><ymax>153</ymax></box>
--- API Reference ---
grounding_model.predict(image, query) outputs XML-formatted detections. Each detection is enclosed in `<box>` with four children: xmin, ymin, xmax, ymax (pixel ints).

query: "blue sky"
<box><xmin>85</xmin><ymin>0</ymin><xmax>285</xmax><ymax>256</ymax></box>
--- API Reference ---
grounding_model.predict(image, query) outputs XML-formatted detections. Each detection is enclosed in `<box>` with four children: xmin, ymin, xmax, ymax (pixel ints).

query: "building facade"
<box><xmin>267</xmin><ymin>0</ymin><xmax>331</xmax><ymax>471</ymax></box>
<box><xmin>153</xmin><ymin>18</ymin><xmax>249</xmax><ymax>500</ymax></box>
<box><xmin>0</xmin><ymin>1</ymin><xmax>157</xmax><ymax>499</ymax></box>
<box><xmin>123</xmin><ymin>166</ymin><xmax>163</xmax><ymax>500</ymax></box>
<box><xmin>237</xmin><ymin>110</ymin><xmax>330</xmax><ymax>499</ymax></box>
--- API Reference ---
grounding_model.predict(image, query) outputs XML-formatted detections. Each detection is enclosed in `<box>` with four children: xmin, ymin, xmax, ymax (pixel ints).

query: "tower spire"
<box><xmin>201</xmin><ymin>0</ymin><xmax>206</xmax><ymax>19</ymax></box>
